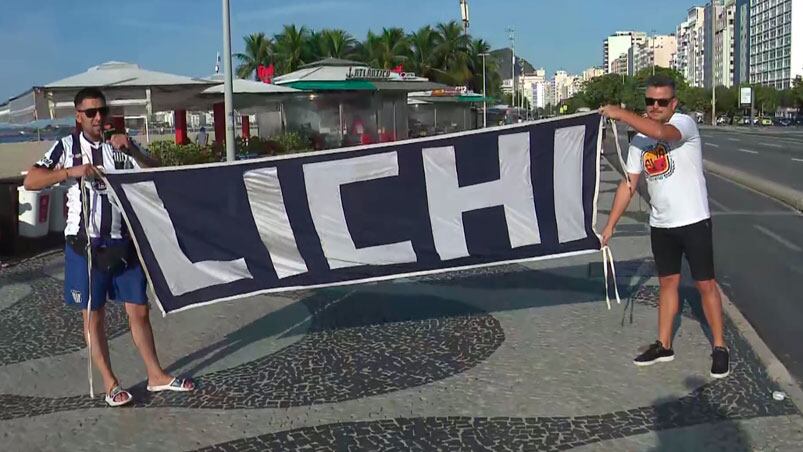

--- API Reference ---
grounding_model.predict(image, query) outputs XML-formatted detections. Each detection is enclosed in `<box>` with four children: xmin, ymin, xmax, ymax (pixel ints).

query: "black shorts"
<box><xmin>650</xmin><ymin>218</ymin><xmax>715</xmax><ymax>281</ymax></box>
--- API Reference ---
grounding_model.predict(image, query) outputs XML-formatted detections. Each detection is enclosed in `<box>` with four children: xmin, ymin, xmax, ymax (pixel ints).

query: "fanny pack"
<box><xmin>67</xmin><ymin>236</ymin><xmax>134</xmax><ymax>274</ymax></box>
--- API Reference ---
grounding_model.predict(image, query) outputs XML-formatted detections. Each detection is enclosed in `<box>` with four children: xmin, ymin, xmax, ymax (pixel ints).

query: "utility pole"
<box><xmin>222</xmin><ymin>0</ymin><xmax>235</xmax><ymax>161</ymax></box>
<box><xmin>507</xmin><ymin>27</ymin><xmax>516</xmax><ymax>116</ymax></box>
<box><xmin>480</xmin><ymin>52</ymin><xmax>490</xmax><ymax>127</ymax></box>
<box><xmin>651</xmin><ymin>29</ymin><xmax>656</xmax><ymax>76</ymax></box>
<box><xmin>710</xmin><ymin>1</ymin><xmax>716</xmax><ymax>126</ymax></box>
<box><xmin>460</xmin><ymin>0</ymin><xmax>470</xmax><ymax>34</ymax></box>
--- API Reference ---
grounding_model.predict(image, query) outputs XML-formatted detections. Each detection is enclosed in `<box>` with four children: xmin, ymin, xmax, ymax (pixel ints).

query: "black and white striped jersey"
<box><xmin>34</xmin><ymin>132</ymin><xmax>141</xmax><ymax>240</ymax></box>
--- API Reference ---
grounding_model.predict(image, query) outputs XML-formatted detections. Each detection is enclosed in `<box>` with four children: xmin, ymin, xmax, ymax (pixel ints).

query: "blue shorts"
<box><xmin>64</xmin><ymin>244</ymin><xmax>148</xmax><ymax>311</ymax></box>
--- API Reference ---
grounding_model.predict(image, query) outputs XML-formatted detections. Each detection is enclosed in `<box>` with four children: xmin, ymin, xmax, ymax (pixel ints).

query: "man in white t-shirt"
<box><xmin>599</xmin><ymin>75</ymin><xmax>729</xmax><ymax>379</ymax></box>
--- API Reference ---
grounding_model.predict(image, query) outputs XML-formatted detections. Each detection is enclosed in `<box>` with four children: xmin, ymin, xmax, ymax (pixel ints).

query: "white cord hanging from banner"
<box><xmin>609</xmin><ymin>119</ymin><xmax>631</xmax><ymax>190</ymax></box>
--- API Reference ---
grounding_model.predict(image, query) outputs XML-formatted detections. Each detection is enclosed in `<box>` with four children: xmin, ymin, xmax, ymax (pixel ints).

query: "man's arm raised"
<box><xmin>599</xmin><ymin>105</ymin><xmax>681</xmax><ymax>142</ymax></box>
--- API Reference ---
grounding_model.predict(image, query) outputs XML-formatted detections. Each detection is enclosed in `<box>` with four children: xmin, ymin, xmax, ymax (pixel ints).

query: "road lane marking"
<box><xmin>712</xmin><ymin>212</ymin><xmax>800</xmax><ymax>217</ymax></box>
<box><xmin>727</xmin><ymin>137</ymin><xmax>740</xmax><ymax>142</ymax></box>
<box><xmin>753</xmin><ymin>225</ymin><xmax>802</xmax><ymax>253</ymax></box>
<box><xmin>765</xmin><ymin>143</ymin><xmax>783</xmax><ymax>148</ymax></box>
<box><xmin>708</xmin><ymin>197</ymin><xmax>730</xmax><ymax>211</ymax></box>
<box><xmin>705</xmin><ymin>171</ymin><xmax>802</xmax><ymax>214</ymax></box>
<box><xmin>706</xmin><ymin>142</ymin><xmax>721</xmax><ymax>148</ymax></box>
<box><xmin>738</xmin><ymin>148</ymin><xmax>758</xmax><ymax>154</ymax></box>
<box><xmin>792</xmin><ymin>158</ymin><xmax>803</xmax><ymax>163</ymax></box>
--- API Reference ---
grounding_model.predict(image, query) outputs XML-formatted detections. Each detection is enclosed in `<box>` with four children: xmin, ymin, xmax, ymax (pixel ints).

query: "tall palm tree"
<box><xmin>305</xmin><ymin>30</ymin><xmax>326</xmax><ymax>63</ymax></box>
<box><xmin>235</xmin><ymin>32</ymin><xmax>273</xmax><ymax>80</ymax></box>
<box><xmin>361</xmin><ymin>28</ymin><xmax>409</xmax><ymax>69</ymax></box>
<box><xmin>274</xmin><ymin>24</ymin><xmax>310</xmax><ymax>73</ymax></box>
<box><xmin>320</xmin><ymin>29</ymin><xmax>358</xmax><ymax>59</ymax></box>
<box><xmin>408</xmin><ymin>25</ymin><xmax>438</xmax><ymax>79</ymax></box>
<box><xmin>466</xmin><ymin>38</ymin><xmax>497</xmax><ymax>95</ymax></box>
<box><xmin>431</xmin><ymin>21</ymin><xmax>471</xmax><ymax>86</ymax></box>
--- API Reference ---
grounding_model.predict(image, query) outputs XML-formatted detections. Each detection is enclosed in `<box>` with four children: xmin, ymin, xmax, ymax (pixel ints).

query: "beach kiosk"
<box><xmin>273</xmin><ymin>58</ymin><xmax>446</xmax><ymax>149</ymax></box>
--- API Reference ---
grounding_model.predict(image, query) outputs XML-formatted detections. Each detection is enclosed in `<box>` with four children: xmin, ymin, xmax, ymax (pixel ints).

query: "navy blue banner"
<box><xmin>105</xmin><ymin>113</ymin><xmax>602</xmax><ymax>314</ymax></box>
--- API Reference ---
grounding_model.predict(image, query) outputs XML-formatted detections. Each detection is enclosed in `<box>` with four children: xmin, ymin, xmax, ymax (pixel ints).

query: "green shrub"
<box><xmin>273</xmin><ymin>131</ymin><xmax>311</xmax><ymax>154</ymax></box>
<box><xmin>147</xmin><ymin>140</ymin><xmax>221</xmax><ymax>166</ymax></box>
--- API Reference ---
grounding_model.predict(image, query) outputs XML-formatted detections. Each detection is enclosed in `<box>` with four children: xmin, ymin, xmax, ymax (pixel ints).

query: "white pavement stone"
<box><xmin>571</xmin><ymin>415</ymin><xmax>803</xmax><ymax>451</ymax></box>
<box><xmin>0</xmin><ymin>283</ymin><xmax>32</xmax><ymax>312</ymax></box>
<box><xmin>0</xmin><ymin>293</ymin><xmax>310</xmax><ymax>397</ymax></box>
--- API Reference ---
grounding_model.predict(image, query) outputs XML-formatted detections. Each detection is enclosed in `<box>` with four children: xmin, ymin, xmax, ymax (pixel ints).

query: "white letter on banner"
<box><xmin>243</xmin><ymin>168</ymin><xmax>308</xmax><ymax>278</ymax></box>
<box><xmin>423</xmin><ymin>132</ymin><xmax>540</xmax><ymax>261</ymax></box>
<box><xmin>122</xmin><ymin>181</ymin><xmax>252</xmax><ymax>296</ymax></box>
<box><xmin>303</xmin><ymin>152</ymin><xmax>417</xmax><ymax>269</ymax></box>
<box><xmin>553</xmin><ymin>125</ymin><xmax>588</xmax><ymax>243</ymax></box>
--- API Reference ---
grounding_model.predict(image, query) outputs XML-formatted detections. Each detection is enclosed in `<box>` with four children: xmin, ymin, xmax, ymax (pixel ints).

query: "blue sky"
<box><xmin>0</xmin><ymin>0</ymin><xmax>700</xmax><ymax>101</ymax></box>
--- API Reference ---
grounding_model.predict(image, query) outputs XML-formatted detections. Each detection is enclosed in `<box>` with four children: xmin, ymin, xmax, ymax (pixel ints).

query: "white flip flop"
<box><xmin>104</xmin><ymin>385</ymin><xmax>133</xmax><ymax>407</ymax></box>
<box><xmin>146</xmin><ymin>377</ymin><xmax>195</xmax><ymax>393</ymax></box>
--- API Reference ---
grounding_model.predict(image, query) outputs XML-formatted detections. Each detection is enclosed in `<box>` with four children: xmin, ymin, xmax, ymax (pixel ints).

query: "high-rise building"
<box><xmin>603</xmin><ymin>31</ymin><xmax>647</xmax><ymax>73</ymax></box>
<box><xmin>634</xmin><ymin>35</ymin><xmax>679</xmax><ymax>75</ymax></box>
<box><xmin>749</xmin><ymin>0</ymin><xmax>802</xmax><ymax>89</ymax></box>
<box><xmin>582</xmin><ymin>66</ymin><xmax>605</xmax><ymax>81</ymax></box>
<box><xmin>712</xmin><ymin>0</ymin><xmax>737</xmax><ymax>87</ymax></box>
<box><xmin>519</xmin><ymin>69</ymin><xmax>546</xmax><ymax>109</ymax></box>
<box><xmin>733</xmin><ymin>0</ymin><xmax>751</xmax><ymax>85</ymax></box>
<box><xmin>611</xmin><ymin>53</ymin><xmax>629</xmax><ymax>76</ymax></box>
<box><xmin>673</xmin><ymin>6</ymin><xmax>707</xmax><ymax>87</ymax></box>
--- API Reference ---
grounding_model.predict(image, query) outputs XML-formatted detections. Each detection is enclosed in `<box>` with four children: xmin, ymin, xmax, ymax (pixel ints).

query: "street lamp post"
<box><xmin>508</xmin><ymin>27</ymin><xmax>515</xmax><ymax>116</ymax></box>
<box><xmin>460</xmin><ymin>0</ymin><xmax>470</xmax><ymax>34</ymax></box>
<box><xmin>222</xmin><ymin>0</ymin><xmax>236</xmax><ymax>161</ymax></box>
<box><xmin>651</xmin><ymin>29</ymin><xmax>656</xmax><ymax>76</ymax></box>
<box><xmin>480</xmin><ymin>52</ymin><xmax>490</xmax><ymax>127</ymax></box>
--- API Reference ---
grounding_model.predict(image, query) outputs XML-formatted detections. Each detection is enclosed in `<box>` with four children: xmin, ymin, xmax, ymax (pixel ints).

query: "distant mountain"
<box><xmin>491</xmin><ymin>48</ymin><xmax>535</xmax><ymax>80</ymax></box>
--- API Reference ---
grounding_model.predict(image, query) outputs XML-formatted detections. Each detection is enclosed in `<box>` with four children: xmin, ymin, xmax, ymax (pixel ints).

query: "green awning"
<box><xmin>283</xmin><ymin>80</ymin><xmax>376</xmax><ymax>91</ymax></box>
<box><xmin>457</xmin><ymin>95</ymin><xmax>493</xmax><ymax>103</ymax></box>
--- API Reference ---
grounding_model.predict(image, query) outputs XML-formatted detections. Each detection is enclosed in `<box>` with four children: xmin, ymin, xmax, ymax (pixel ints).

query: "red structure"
<box><xmin>110</xmin><ymin>116</ymin><xmax>125</xmax><ymax>132</ymax></box>
<box><xmin>174</xmin><ymin>109</ymin><xmax>188</xmax><ymax>144</ymax></box>
<box><xmin>213</xmin><ymin>102</ymin><xmax>225</xmax><ymax>144</ymax></box>
<box><xmin>241</xmin><ymin>115</ymin><xmax>250</xmax><ymax>138</ymax></box>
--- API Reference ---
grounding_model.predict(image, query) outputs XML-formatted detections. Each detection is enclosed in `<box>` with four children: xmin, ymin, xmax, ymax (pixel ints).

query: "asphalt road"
<box><xmin>706</xmin><ymin>172</ymin><xmax>803</xmax><ymax>385</ymax></box>
<box><xmin>699</xmin><ymin>127</ymin><xmax>803</xmax><ymax>192</ymax></box>
<box><xmin>614</xmin><ymin>126</ymin><xmax>803</xmax><ymax>385</ymax></box>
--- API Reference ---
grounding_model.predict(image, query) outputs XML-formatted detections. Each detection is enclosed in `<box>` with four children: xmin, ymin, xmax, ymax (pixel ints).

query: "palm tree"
<box><xmin>305</xmin><ymin>30</ymin><xmax>326</xmax><ymax>62</ymax></box>
<box><xmin>466</xmin><ymin>38</ymin><xmax>497</xmax><ymax>95</ymax></box>
<box><xmin>319</xmin><ymin>29</ymin><xmax>358</xmax><ymax>59</ymax></box>
<box><xmin>431</xmin><ymin>21</ymin><xmax>471</xmax><ymax>85</ymax></box>
<box><xmin>235</xmin><ymin>32</ymin><xmax>273</xmax><ymax>80</ymax></box>
<box><xmin>408</xmin><ymin>25</ymin><xmax>438</xmax><ymax>79</ymax></box>
<box><xmin>274</xmin><ymin>24</ymin><xmax>310</xmax><ymax>73</ymax></box>
<box><xmin>361</xmin><ymin>28</ymin><xmax>409</xmax><ymax>69</ymax></box>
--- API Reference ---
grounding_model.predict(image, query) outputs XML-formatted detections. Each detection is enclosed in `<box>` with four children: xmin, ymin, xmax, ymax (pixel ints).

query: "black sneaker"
<box><xmin>633</xmin><ymin>341</ymin><xmax>675</xmax><ymax>366</ymax></box>
<box><xmin>711</xmin><ymin>346</ymin><xmax>730</xmax><ymax>379</ymax></box>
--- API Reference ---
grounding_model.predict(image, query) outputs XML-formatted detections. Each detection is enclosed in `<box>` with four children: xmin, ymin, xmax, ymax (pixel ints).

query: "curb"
<box><xmin>717</xmin><ymin>285</ymin><xmax>803</xmax><ymax>412</ymax></box>
<box><xmin>703</xmin><ymin>160</ymin><xmax>803</xmax><ymax>212</ymax></box>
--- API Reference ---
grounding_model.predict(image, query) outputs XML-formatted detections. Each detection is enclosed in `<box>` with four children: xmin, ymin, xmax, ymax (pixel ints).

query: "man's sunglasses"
<box><xmin>77</xmin><ymin>107</ymin><xmax>110</xmax><ymax>118</ymax></box>
<box><xmin>645</xmin><ymin>97</ymin><xmax>673</xmax><ymax>107</ymax></box>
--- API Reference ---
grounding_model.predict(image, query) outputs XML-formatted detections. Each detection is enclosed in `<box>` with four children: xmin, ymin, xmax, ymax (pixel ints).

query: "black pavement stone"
<box><xmin>0</xmin><ymin>252</ymin><xmax>129</xmax><ymax>365</ymax></box>
<box><xmin>189</xmin><ymin>285</ymin><xmax>800</xmax><ymax>451</ymax></box>
<box><xmin>0</xmin><ymin>288</ymin><xmax>505</xmax><ymax>419</ymax></box>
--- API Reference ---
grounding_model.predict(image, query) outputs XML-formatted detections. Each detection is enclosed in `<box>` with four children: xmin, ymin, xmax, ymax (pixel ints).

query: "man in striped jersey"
<box><xmin>23</xmin><ymin>87</ymin><xmax>194</xmax><ymax>407</ymax></box>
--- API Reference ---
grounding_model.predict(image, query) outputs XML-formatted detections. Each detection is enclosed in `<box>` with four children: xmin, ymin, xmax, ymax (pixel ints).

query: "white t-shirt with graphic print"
<box><xmin>626</xmin><ymin>113</ymin><xmax>710</xmax><ymax>228</ymax></box>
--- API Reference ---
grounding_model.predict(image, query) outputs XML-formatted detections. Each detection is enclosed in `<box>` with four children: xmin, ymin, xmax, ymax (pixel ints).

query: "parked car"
<box><xmin>716</xmin><ymin>116</ymin><xmax>730</xmax><ymax>125</ymax></box>
<box><xmin>759</xmin><ymin>117</ymin><xmax>773</xmax><ymax>126</ymax></box>
<box><xmin>773</xmin><ymin>117</ymin><xmax>793</xmax><ymax>127</ymax></box>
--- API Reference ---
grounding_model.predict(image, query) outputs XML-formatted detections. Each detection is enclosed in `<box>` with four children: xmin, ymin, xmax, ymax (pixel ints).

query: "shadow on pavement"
<box><xmin>650</xmin><ymin>376</ymin><xmax>752</xmax><ymax>451</ymax></box>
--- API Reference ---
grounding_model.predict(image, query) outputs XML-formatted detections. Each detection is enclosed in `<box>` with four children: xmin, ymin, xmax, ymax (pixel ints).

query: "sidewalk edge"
<box><xmin>703</xmin><ymin>160</ymin><xmax>803</xmax><ymax>212</ymax></box>
<box><xmin>717</xmin><ymin>284</ymin><xmax>803</xmax><ymax>412</ymax></box>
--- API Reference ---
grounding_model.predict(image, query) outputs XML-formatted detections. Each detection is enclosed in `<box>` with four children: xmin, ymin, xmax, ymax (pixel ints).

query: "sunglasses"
<box><xmin>645</xmin><ymin>97</ymin><xmax>673</xmax><ymax>107</ymax></box>
<box><xmin>78</xmin><ymin>106</ymin><xmax>110</xmax><ymax>118</ymax></box>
